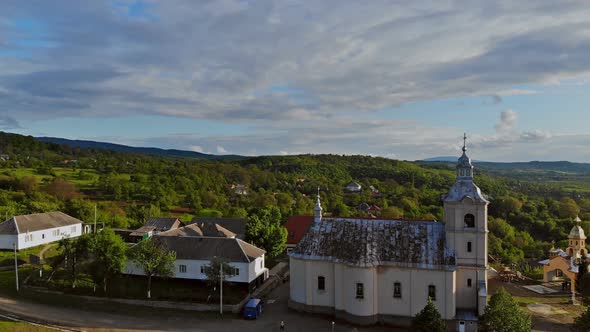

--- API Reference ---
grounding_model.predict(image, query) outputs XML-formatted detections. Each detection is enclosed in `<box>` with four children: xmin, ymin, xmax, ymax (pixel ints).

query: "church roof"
<box><xmin>443</xmin><ymin>179</ymin><xmax>489</xmax><ymax>203</ymax></box>
<box><xmin>290</xmin><ymin>217</ymin><xmax>455</xmax><ymax>269</ymax></box>
<box><xmin>569</xmin><ymin>217</ymin><xmax>586</xmax><ymax>239</ymax></box>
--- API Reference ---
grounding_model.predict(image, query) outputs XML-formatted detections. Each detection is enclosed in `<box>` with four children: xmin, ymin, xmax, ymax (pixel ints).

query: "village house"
<box><xmin>129</xmin><ymin>217</ymin><xmax>184</xmax><ymax>242</ymax></box>
<box><xmin>345</xmin><ymin>181</ymin><xmax>362</xmax><ymax>192</ymax></box>
<box><xmin>191</xmin><ymin>217</ymin><xmax>247</xmax><ymax>239</ymax></box>
<box><xmin>0</xmin><ymin>212</ymin><xmax>83</xmax><ymax>250</ymax></box>
<box><xmin>289</xmin><ymin>139</ymin><xmax>488</xmax><ymax>331</ymax></box>
<box><xmin>285</xmin><ymin>215</ymin><xmax>314</xmax><ymax>254</ymax></box>
<box><xmin>124</xmin><ymin>223</ymin><xmax>268</xmax><ymax>288</ymax></box>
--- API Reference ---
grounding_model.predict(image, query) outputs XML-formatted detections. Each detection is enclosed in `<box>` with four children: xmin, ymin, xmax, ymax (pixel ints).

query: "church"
<box><xmin>289</xmin><ymin>138</ymin><xmax>488</xmax><ymax>331</ymax></box>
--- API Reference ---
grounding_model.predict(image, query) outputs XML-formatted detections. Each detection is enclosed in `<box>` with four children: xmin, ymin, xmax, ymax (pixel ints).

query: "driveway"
<box><xmin>0</xmin><ymin>282</ymin><xmax>404</xmax><ymax>332</ymax></box>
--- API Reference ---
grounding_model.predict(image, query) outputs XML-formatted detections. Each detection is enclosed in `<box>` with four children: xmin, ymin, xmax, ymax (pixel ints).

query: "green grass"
<box><xmin>0</xmin><ymin>319</ymin><xmax>56</xmax><ymax>332</ymax></box>
<box><xmin>0</xmin><ymin>244</ymin><xmax>59</xmax><ymax>267</ymax></box>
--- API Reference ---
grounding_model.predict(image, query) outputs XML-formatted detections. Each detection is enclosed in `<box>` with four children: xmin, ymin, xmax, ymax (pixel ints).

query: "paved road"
<box><xmin>0</xmin><ymin>282</ymin><xmax>403</xmax><ymax>332</ymax></box>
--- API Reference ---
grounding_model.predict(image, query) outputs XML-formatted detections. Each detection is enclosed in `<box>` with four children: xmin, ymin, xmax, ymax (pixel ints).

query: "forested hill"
<box><xmin>1</xmin><ymin>130</ymin><xmax>590</xmax><ymax>265</ymax></box>
<box><xmin>36</xmin><ymin>136</ymin><xmax>243</xmax><ymax>160</ymax></box>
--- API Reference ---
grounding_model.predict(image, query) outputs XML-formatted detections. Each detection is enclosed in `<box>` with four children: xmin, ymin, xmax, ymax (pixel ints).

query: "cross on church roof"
<box><xmin>462</xmin><ymin>133</ymin><xmax>467</xmax><ymax>152</ymax></box>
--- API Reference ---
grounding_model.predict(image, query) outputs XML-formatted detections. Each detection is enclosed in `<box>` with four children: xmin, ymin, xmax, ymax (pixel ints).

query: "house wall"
<box><xmin>0</xmin><ymin>234</ymin><xmax>17</xmax><ymax>250</ymax></box>
<box><xmin>289</xmin><ymin>257</ymin><xmax>457</xmax><ymax>322</ymax></box>
<box><xmin>0</xmin><ymin>224</ymin><xmax>82</xmax><ymax>250</ymax></box>
<box><xmin>125</xmin><ymin>257</ymin><xmax>267</xmax><ymax>284</ymax></box>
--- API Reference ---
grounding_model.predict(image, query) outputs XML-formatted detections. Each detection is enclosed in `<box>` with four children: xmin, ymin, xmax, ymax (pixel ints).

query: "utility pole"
<box><xmin>94</xmin><ymin>204</ymin><xmax>97</xmax><ymax>233</ymax></box>
<box><xmin>13</xmin><ymin>242</ymin><xmax>18</xmax><ymax>292</ymax></box>
<box><xmin>220</xmin><ymin>260</ymin><xmax>223</xmax><ymax>315</ymax></box>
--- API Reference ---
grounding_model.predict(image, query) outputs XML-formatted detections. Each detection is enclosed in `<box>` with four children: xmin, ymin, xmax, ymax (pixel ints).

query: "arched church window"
<box><xmin>464</xmin><ymin>214</ymin><xmax>475</xmax><ymax>228</ymax></box>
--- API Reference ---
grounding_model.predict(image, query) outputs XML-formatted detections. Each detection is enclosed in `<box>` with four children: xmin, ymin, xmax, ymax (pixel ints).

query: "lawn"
<box><xmin>0</xmin><ymin>244</ymin><xmax>58</xmax><ymax>267</ymax></box>
<box><xmin>0</xmin><ymin>318</ymin><xmax>56</xmax><ymax>332</ymax></box>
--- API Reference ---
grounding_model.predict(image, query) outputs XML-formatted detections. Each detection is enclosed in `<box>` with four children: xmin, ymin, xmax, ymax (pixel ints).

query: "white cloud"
<box><xmin>216</xmin><ymin>145</ymin><xmax>228</xmax><ymax>154</ymax></box>
<box><xmin>189</xmin><ymin>145</ymin><xmax>204</xmax><ymax>153</ymax></box>
<box><xmin>495</xmin><ymin>109</ymin><xmax>518</xmax><ymax>132</ymax></box>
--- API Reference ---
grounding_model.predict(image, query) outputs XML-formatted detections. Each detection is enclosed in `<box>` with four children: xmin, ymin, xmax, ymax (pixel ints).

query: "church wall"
<box><xmin>290</xmin><ymin>257</ymin><xmax>307</xmax><ymax>304</ymax></box>
<box><xmin>307</xmin><ymin>260</ymin><xmax>335</xmax><ymax>308</ymax></box>
<box><xmin>339</xmin><ymin>265</ymin><xmax>377</xmax><ymax>317</ymax></box>
<box><xmin>455</xmin><ymin>268</ymin><xmax>478</xmax><ymax>310</ymax></box>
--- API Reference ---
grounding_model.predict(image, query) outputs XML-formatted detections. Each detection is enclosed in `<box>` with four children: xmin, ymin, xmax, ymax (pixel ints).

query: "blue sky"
<box><xmin>1</xmin><ymin>1</ymin><xmax>590</xmax><ymax>161</ymax></box>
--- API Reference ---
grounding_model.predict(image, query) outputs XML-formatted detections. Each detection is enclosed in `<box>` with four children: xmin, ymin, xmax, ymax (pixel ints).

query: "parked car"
<box><xmin>243</xmin><ymin>298</ymin><xmax>264</xmax><ymax>319</ymax></box>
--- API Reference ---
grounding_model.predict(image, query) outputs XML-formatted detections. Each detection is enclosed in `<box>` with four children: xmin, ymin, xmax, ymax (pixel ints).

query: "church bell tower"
<box><xmin>443</xmin><ymin>134</ymin><xmax>489</xmax><ymax>316</ymax></box>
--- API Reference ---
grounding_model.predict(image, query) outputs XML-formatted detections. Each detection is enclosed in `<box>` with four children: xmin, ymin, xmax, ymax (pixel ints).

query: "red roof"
<box><xmin>285</xmin><ymin>215</ymin><xmax>314</xmax><ymax>245</ymax></box>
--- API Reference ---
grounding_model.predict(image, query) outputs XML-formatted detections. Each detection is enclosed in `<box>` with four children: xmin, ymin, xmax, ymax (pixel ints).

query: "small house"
<box><xmin>345</xmin><ymin>181</ymin><xmax>362</xmax><ymax>192</ymax></box>
<box><xmin>0</xmin><ymin>212</ymin><xmax>83</xmax><ymax>250</ymax></box>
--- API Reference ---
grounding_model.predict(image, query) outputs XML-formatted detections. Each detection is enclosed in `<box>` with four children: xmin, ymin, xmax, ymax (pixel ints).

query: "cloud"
<box><xmin>520</xmin><ymin>130</ymin><xmax>552</xmax><ymax>141</ymax></box>
<box><xmin>495</xmin><ymin>109</ymin><xmax>518</xmax><ymax>132</ymax></box>
<box><xmin>495</xmin><ymin>89</ymin><xmax>539</xmax><ymax>96</ymax></box>
<box><xmin>490</xmin><ymin>95</ymin><xmax>502</xmax><ymax>104</ymax></box>
<box><xmin>0</xmin><ymin>116</ymin><xmax>21</xmax><ymax>129</ymax></box>
<box><xmin>189</xmin><ymin>145</ymin><xmax>204</xmax><ymax>153</ymax></box>
<box><xmin>216</xmin><ymin>145</ymin><xmax>228</xmax><ymax>154</ymax></box>
<box><xmin>0</xmin><ymin>1</ymin><xmax>589</xmax><ymax>125</ymax></box>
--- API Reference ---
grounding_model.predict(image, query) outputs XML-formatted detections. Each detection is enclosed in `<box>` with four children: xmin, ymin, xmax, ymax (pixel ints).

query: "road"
<box><xmin>0</xmin><ymin>282</ymin><xmax>402</xmax><ymax>332</ymax></box>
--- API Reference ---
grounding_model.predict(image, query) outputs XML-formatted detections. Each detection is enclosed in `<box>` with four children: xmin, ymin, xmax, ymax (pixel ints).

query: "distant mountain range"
<box><xmin>36</xmin><ymin>137</ymin><xmax>244</xmax><ymax>160</ymax></box>
<box><xmin>421</xmin><ymin>156</ymin><xmax>590</xmax><ymax>173</ymax></box>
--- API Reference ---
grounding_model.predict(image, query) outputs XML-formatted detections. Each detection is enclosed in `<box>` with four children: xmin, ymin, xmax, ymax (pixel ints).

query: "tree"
<box><xmin>44</xmin><ymin>178</ymin><xmax>79</xmax><ymax>200</ymax></box>
<box><xmin>129</xmin><ymin>238</ymin><xmax>176</xmax><ymax>299</ymax></box>
<box><xmin>57</xmin><ymin>234</ymin><xmax>91</xmax><ymax>288</ymax></box>
<box><xmin>245</xmin><ymin>206</ymin><xmax>287</xmax><ymax>257</ymax></box>
<box><xmin>381</xmin><ymin>206</ymin><xmax>403</xmax><ymax>219</ymax></box>
<box><xmin>412</xmin><ymin>297</ymin><xmax>446</xmax><ymax>332</ymax></box>
<box><xmin>559</xmin><ymin>197</ymin><xmax>580</xmax><ymax>219</ymax></box>
<box><xmin>202</xmin><ymin>256</ymin><xmax>237</xmax><ymax>287</ymax></box>
<box><xmin>87</xmin><ymin>228</ymin><xmax>127</xmax><ymax>294</ymax></box>
<box><xmin>573</xmin><ymin>305</ymin><xmax>590</xmax><ymax>331</ymax></box>
<box><xmin>480</xmin><ymin>288</ymin><xmax>531</xmax><ymax>332</ymax></box>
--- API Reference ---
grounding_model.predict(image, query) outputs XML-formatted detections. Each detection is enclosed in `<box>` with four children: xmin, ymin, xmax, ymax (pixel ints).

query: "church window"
<box><xmin>318</xmin><ymin>276</ymin><xmax>325</xmax><ymax>291</ymax></box>
<box><xmin>467</xmin><ymin>242</ymin><xmax>472</xmax><ymax>253</ymax></box>
<box><xmin>467</xmin><ymin>278</ymin><xmax>472</xmax><ymax>287</ymax></box>
<box><xmin>464</xmin><ymin>214</ymin><xmax>475</xmax><ymax>228</ymax></box>
<box><xmin>356</xmin><ymin>283</ymin><xmax>364</xmax><ymax>299</ymax></box>
<box><xmin>394</xmin><ymin>282</ymin><xmax>402</xmax><ymax>298</ymax></box>
<box><xmin>428</xmin><ymin>285</ymin><xmax>436</xmax><ymax>301</ymax></box>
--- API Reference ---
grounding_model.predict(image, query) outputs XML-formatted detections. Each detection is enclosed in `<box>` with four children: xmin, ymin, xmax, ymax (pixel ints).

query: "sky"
<box><xmin>1</xmin><ymin>1</ymin><xmax>590</xmax><ymax>162</ymax></box>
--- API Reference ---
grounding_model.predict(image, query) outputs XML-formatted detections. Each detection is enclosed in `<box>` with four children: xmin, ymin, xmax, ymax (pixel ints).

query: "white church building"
<box><xmin>289</xmin><ymin>139</ymin><xmax>488</xmax><ymax>331</ymax></box>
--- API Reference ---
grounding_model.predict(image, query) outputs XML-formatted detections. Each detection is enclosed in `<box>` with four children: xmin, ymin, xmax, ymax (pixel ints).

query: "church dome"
<box><xmin>457</xmin><ymin>152</ymin><xmax>473</xmax><ymax>168</ymax></box>
<box><xmin>568</xmin><ymin>217</ymin><xmax>587</xmax><ymax>240</ymax></box>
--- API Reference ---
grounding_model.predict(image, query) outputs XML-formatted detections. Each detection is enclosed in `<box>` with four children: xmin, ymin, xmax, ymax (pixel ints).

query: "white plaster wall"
<box><xmin>455</xmin><ymin>269</ymin><xmax>477</xmax><ymax>309</ymax></box>
<box><xmin>0</xmin><ymin>234</ymin><xmax>17</xmax><ymax>250</ymax></box>
<box><xmin>306</xmin><ymin>260</ymin><xmax>335</xmax><ymax>308</ymax></box>
<box><xmin>339</xmin><ymin>265</ymin><xmax>376</xmax><ymax>317</ymax></box>
<box><xmin>125</xmin><ymin>258</ymin><xmax>260</xmax><ymax>283</ymax></box>
<box><xmin>1</xmin><ymin>224</ymin><xmax>82</xmax><ymax>250</ymax></box>
<box><xmin>290</xmin><ymin>257</ymin><xmax>306</xmax><ymax>304</ymax></box>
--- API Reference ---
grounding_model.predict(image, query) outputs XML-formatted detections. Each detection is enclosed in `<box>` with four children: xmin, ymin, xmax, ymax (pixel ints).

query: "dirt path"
<box><xmin>38</xmin><ymin>244</ymin><xmax>55</xmax><ymax>262</ymax></box>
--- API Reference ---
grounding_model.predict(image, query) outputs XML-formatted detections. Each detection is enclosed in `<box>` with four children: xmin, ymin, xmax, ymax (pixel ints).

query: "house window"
<box><xmin>467</xmin><ymin>241</ymin><xmax>472</xmax><ymax>253</ymax></box>
<box><xmin>179</xmin><ymin>265</ymin><xmax>187</xmax><ymax>273</ymax></box>
<box><xmin>356</xmin><ymin>283</ymin><xmax>364</xmax><ymax>299</ymax></box>
<box><xmin>42</xmin><ymin>234</ymin><xmax>45</xmax><ymax>239</ymax></box>
<box><xmin>464</xmin><ymin>214</ymin><xmax>475</xmax><ymax>228</ymax></box>
<box><xmin>428</xmin><ymin>285</ymin><xmax>436</xmax><ymax>301</ymax></box>
<box><xmin>53</xmin><ymin>230</ymin><xmax>60</xmax><ymax>236</ymax></box>
<box><xmin>260</xmin><ymin>260</ymin><xmax>264</xmax><ymax>269</ymax></box>
<box><xmin>200</xmin><ymin>266</ymin><xmax>205</xmax><ymax>274</ymax></box>
<box><xmin>393</xmin><ymin>282</ymin><xmax>402</xmax><ymax>298</ymax></box>
<box><xmin>71</xmin><ymin>226</ymin><xmax>76</xmax><ymax>233</ymax></box>
<box><xmin>467</xmin><ymin>278</ymin><xmax>472</xmax><ymax>287</ymax></box>
<box><xmin>318</xmin><ymin>276</ymin><xmax>325</xmax><ymax>291</ymax></box>
<box><xmin>234</xmin><ymin>267</ymin><xmax>240</xmax><ymax>276</ymax></box>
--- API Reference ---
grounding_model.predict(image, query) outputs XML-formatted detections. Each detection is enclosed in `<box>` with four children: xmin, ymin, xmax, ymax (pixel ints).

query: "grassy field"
<box><xmin>0</xmin><ymin>318</ymin><xmax>57</xmax><ymax>332</ymax></box>
<box><xmin>0</xmin><ymin>244</ymin><xmax>58</xmax><ymax>267</ymax></box>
